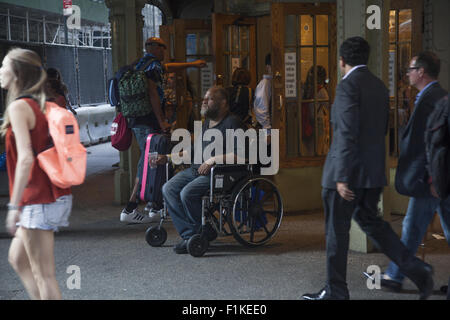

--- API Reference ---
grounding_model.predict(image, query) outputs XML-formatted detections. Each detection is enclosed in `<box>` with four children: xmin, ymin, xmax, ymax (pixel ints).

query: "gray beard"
<box><xmin>204</xmin><ymin>107</ymin><xmax>220</xmax><ymax>120</ymax></box>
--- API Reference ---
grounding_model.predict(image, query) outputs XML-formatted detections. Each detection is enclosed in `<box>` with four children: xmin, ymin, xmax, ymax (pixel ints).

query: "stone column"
<box><xmin>337</xmin><ymin>0</ymin><xmax>391</xmax><ymax>253</ymax></box>
<box><xmin>424</xmin><ymin>0</ymin><xmax>450</xmax><ymax>91</ymax></box>
<box><xmin>106</xmin><ymin>0</ymin><xmax>146</xmax><ymax>204</ymax></box>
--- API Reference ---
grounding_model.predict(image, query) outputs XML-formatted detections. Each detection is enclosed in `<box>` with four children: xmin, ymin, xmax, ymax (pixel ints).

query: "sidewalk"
<box><xmin>0</xmin><ymin>143</ymin><xmax>449</xmax><ymax>300</ymax></box>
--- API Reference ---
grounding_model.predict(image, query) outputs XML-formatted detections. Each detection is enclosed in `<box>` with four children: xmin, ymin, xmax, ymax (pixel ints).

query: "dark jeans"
<box><xmin>322</xmin><ymin>188</ymin><xmax>427</xmax><ymax>299</ymax></box>
<box><xmin>162</xmin><ymin>167</ymin><xmax>210</xmax><ymax>240</ymax></box>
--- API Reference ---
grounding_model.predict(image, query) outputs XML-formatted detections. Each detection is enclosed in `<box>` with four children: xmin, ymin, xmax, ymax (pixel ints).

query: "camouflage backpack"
<box><xmin>118</xmin><ymin>57</ymin><xmax>156</xmax><ymax>118</ymax></box>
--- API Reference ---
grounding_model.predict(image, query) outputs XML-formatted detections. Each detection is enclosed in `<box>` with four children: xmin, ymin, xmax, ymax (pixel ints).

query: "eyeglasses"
<box><xmin>406</xmin><ymin>67</ymin><xmax>420</xmax><ymax>73</ymax></box>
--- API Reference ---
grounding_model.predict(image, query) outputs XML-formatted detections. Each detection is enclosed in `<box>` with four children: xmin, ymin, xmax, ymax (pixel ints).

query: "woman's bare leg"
<box><xmin>21</xmin><ymin>227</ymin><xmax>61</xmax><ymax>300</ymax></box>
<box><xmin>8</xmin><ymin>227</ymin><xmax>41</xmax><ymax>300</ymax></box>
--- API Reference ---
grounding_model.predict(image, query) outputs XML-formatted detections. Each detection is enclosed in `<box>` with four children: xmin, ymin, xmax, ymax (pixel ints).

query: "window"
<box><xmin>185</xmin><ymin>31</ymin><xmax>213</xmax><ymax>109</ymax></box>
<box><xmin>142</xmin><ymin>4</ymin><xmax>163</xmax><ymax>45</ymax></box>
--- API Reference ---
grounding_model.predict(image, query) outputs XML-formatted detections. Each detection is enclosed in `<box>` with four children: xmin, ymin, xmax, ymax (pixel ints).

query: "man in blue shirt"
<box><xmin>120</xmin><ymin>37</ymin><xmax>206</xmax><ymax>224</ymax></box>
<box><xmin>382</xmin><ymin>51</ymin><xmax>449</xmax><ymax>295</ymax></box>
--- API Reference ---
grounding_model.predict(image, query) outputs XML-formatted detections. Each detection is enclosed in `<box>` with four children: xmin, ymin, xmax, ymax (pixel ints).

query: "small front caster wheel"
<box><xmin>145</xmin><ymin>226</ymin><xmax>167</xmax><ymax>247</ymax></box>
<box><xmin>187</xmin><ymin>234</ymin><xmax>209</xmax><ymax>257</ymax></box>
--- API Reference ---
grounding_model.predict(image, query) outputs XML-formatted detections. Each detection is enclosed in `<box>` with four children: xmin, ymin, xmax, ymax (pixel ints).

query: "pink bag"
<box><xmin>37</xmin><ymin>101</ymin><xmax>87</xmax><ymax>188</ymax></box>
<box><xmin>111</xmin><ymin>112</ymin><xmax>132</xmax><ymax>151</ymax></box>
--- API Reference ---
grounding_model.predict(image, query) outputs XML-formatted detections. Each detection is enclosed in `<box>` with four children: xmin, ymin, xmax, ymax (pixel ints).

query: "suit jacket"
<box><xmin>322</xmin><ymin>67</ymin><xmax>389</xmax><ymax>189</ymax></box>
<box><xmin>395</xmin><ymin>82</ymin><xmax>447</xmax><ymax>197</ymax></box>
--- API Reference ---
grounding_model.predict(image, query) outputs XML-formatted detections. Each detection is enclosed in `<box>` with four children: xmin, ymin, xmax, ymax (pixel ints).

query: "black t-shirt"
<box><xmin>191</xmin><ymin>113</ymin><xmax>245</xmax><ymax>170</ymax></box>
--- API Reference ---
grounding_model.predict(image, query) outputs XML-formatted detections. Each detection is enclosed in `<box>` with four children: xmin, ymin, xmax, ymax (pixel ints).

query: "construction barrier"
<box><xmin>75</xmin><ymin>104</ymin><xmax>116</xmax><ymax>146</ymax></box>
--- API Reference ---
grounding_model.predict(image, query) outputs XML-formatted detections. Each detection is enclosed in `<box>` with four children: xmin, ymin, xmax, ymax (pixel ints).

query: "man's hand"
<box><xmin>159</xmin><ymin>120</ymin><xmax>171</xmax><ymax>133</ymax></box>
<box><xmin>198</xmin><ymin>158</ymin><xmax>215</xmax><ymax>175</ymax></box>
<box><xmin>193</xmin><ymin>60</ymin><xmax>207</xmax><ymax>68</ymax></box>
<box><xmin>337</xmin><ymin>182</ymin><xmax>355</xmax><ymax>201</ymax></box>
<box><xmin>156</xmin><ymin>154</ymin><xmax>168</xmax><ymax>165</ymax></box>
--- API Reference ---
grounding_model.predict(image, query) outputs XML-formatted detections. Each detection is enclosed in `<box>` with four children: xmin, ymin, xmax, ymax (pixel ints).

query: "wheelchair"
<box><xmin>145</xmin><ymin>163</ymin><xmax>284</xmax><ymax>257</ymax></box>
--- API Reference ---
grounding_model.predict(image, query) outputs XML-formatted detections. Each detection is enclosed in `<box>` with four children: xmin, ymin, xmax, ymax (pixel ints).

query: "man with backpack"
<box><xmin>119</xmin><ymin>37</ymin><xmax>206</xmax><ymax>224</ymax></box>
<box><xmin>381</xmin><ymin>52</ymin><xmax>449</xmax><ymax>296</ymax></box>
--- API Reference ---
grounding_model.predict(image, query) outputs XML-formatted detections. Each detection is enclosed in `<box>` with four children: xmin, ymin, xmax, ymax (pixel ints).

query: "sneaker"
<box><xmin>148</xmin><ymin>209</ymin><xmax>161</xmax><ymax>222</ymax></box>
<box><xmin>380</xmin><ymin>273</ymin><xmax>403</xmax><ymax>292</ymax></box>
<box><xmin>144</xmin><ymin>202</ymin><xmax>163</xmax><ymax>213</ymax></box>
<box><xmin>120</xmin><ymin>208</ymin><xmax>155</xmax><ymax>224</ymax></box>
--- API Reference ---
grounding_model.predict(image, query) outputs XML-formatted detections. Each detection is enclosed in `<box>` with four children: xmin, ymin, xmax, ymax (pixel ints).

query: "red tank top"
<box><xmin>6</xmin><ymin>98</ymin><xmax>71</xmax><ymax>206</ymax></box>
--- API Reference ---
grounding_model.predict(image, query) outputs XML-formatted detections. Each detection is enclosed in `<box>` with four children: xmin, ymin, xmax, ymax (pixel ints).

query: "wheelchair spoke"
<box><xmin>252</xmin><ymin>181</ymin><xmax>263</xmax><ymax>203</ymax></box>
<box><xmin>229</xmin><ymin>177</ymin><xmax>283</xmax><ymax>247</ymax></box>
<box><xmin>256</xmin><ymin>214</ymin><xmax>270</xmax><ymax>235</ymax></box>
<box><xmin>249</xmin><ymin>217</ymin><xmax>256</xmax><ymax>242</ymax></box>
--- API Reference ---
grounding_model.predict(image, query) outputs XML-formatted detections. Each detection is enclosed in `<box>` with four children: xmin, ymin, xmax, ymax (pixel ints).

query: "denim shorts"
<box><xmin>18</xmin><ymin>195</ymin><xmax>73</xmax><ymax>232</ymax></box>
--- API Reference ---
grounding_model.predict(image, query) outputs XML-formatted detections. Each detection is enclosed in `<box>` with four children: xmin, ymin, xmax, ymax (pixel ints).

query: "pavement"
<box><xmin>0</xmin><ymin>143</ymin><xmax>449</xmax><ymax>301</ymax></box>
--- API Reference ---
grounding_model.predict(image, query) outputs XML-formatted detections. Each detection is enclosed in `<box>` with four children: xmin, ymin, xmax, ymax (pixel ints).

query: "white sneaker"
<box><xmin>120</xmin><ymin>208</ymin><xmax>155</xmax><ymax>224</ymax></box>
<box><xmin>148</xmin><ymin>209</ymin><xmax>161</xmax><ymax>222</ymax></box>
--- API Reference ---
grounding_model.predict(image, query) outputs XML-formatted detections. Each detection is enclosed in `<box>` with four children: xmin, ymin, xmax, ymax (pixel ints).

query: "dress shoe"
<box><xmin>173</xmin><ymin>239</ymin><xmax>188</xmax><ymax>254</ymax></box>
<box><xmin>380</xmin><ymin>273</ymin><xmax>403</xmax><ymax>292</ymax></box>
<box><xmin>302</xmin><ymin>288</ymin><xmax>348</xmax><ymax>300</ymax></box>
<box><xmin>408</xmin><ymin>262</ymin><xmax>434</xmax><ymax>300</ymax></box>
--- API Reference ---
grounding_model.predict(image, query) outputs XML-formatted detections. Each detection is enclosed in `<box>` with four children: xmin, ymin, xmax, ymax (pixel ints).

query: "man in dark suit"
<box><xmin>381</xmin><ymin>52</ymin><xmax>449</xmax><ymax>294</ymax></box>
<box><xmin>302</xmin><ymin>37</ymin><xmax>434</xmax><ymax>300</ymax></box>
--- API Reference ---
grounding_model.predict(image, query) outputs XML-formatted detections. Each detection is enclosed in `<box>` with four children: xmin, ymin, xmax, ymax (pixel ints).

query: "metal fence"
<box><xmin>0</xmin><ymin>39</ymin><xmax>112</xmax><ymax>115</ymax></box>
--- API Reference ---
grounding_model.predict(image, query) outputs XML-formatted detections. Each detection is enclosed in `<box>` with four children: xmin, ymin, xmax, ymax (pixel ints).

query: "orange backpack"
<box><xmin>37</xmin><ymin>101</ymin><xmax>87</xmax><ymax>188</ymax></box>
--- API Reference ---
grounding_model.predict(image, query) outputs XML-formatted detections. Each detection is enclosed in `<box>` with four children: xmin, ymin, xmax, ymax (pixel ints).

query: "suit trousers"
<box><xmin>322</xmin><ymin>187</ymin><xmax>423</xmax><ymax>299</ymax></box>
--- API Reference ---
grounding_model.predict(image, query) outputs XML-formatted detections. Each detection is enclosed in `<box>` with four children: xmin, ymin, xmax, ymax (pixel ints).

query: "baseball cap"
<box><xmin>145</xmin><ymin>37</ymin><xmax>167</xmax><ymax>49</ymax></box>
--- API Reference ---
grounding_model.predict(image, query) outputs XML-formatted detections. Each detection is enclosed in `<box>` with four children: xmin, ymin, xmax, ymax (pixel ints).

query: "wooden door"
<box><xmin>271</xmin><ymin>3</ymin><xmax>337</xmax><ymax>168</ymax></box>
<box><xmin>212</xmin><ymin>14</ymin><xmax>257</xmax><ymax>89</ymax></box>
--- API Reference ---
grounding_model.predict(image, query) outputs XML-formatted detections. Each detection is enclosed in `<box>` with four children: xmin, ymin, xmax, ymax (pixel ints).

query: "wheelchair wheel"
<box><xmin>228</xmin><ymin>177</ymin><xmax>283</xmax><ymax>247</ymax></box>
<box><xmin>187</xmin><ymin>234</ymin><xmax>209</xmax><ymax>257</ymax></box>
<box><xmin>145</xmin><ymin>226</ymin><xmax>167</xmax><ymax>247</ymax></box>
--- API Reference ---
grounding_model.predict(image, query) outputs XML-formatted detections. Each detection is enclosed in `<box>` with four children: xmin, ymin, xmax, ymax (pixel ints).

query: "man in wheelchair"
<box><xmin>160</xmin><ymin>86</ymin><xmax>245</xmax><ymax>254</ymax></box>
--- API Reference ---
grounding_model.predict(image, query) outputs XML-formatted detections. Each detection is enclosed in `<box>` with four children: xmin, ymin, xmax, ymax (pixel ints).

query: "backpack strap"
<box><xmin>16</xmin><ymin>95</ymin><xmax>34</xmax><ymax>101</ymax></box>
<box><xmin>135</xmin><ymin>56</ymin><xmax>157</xmax><ymax>72</ymax></box>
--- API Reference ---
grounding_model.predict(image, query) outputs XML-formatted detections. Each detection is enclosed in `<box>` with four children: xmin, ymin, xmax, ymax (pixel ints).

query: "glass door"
<box><xmin>388</xmin><ymin>0</ymin><xmax>423</xmax><ymax>162</ymax></box>
<box><xmin>271</xmin><ymin>3</ymin><xmax>337</xmax><ymax>168</ymax></box>
<box><xmin>160</xmin><ymin>20</ymin><xmax>212</xmax><ymax>130</ymax></box>
<box><xmin>212</xmin><ymin>14</ymin><xmax>257</xmax><ymax>89</ymax></box>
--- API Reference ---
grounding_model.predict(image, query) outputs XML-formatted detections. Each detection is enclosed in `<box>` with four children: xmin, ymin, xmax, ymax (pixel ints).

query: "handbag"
<box><xmin>111</xmin><ymin>112</ymin><xmax>132</xmax><ymax>151</ymax></box>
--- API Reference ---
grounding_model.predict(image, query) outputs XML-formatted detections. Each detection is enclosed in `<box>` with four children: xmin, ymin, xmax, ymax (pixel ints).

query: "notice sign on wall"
<box><xmin>63</xmin><ymin>0</ymin><xmax>72</xmax><ymax>16</ymax></box>
<box><xmin>285</xmin><ymin>52</ymin><xmax>297</xmax><ymax>98</ymax></box>
<box><xmin>201</xmin><ymin>62</ymin><xmax>213</xmax><ymax>97</ymax></box>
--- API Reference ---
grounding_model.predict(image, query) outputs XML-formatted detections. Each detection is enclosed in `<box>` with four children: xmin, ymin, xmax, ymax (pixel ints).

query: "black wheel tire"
<box><xmin>228</xmin><ymin>177</ymin><xmax>283</xmax><ymax>247</ymax></box>
<box><xmin>145</xmin><ymin>226</ymin><xmax>167</xmax><ymax>247</ymax></box>
<box><xmin>187</xmin><ymin>234</ymin><xmax>209</xmax><ymax>257</ymax></box>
